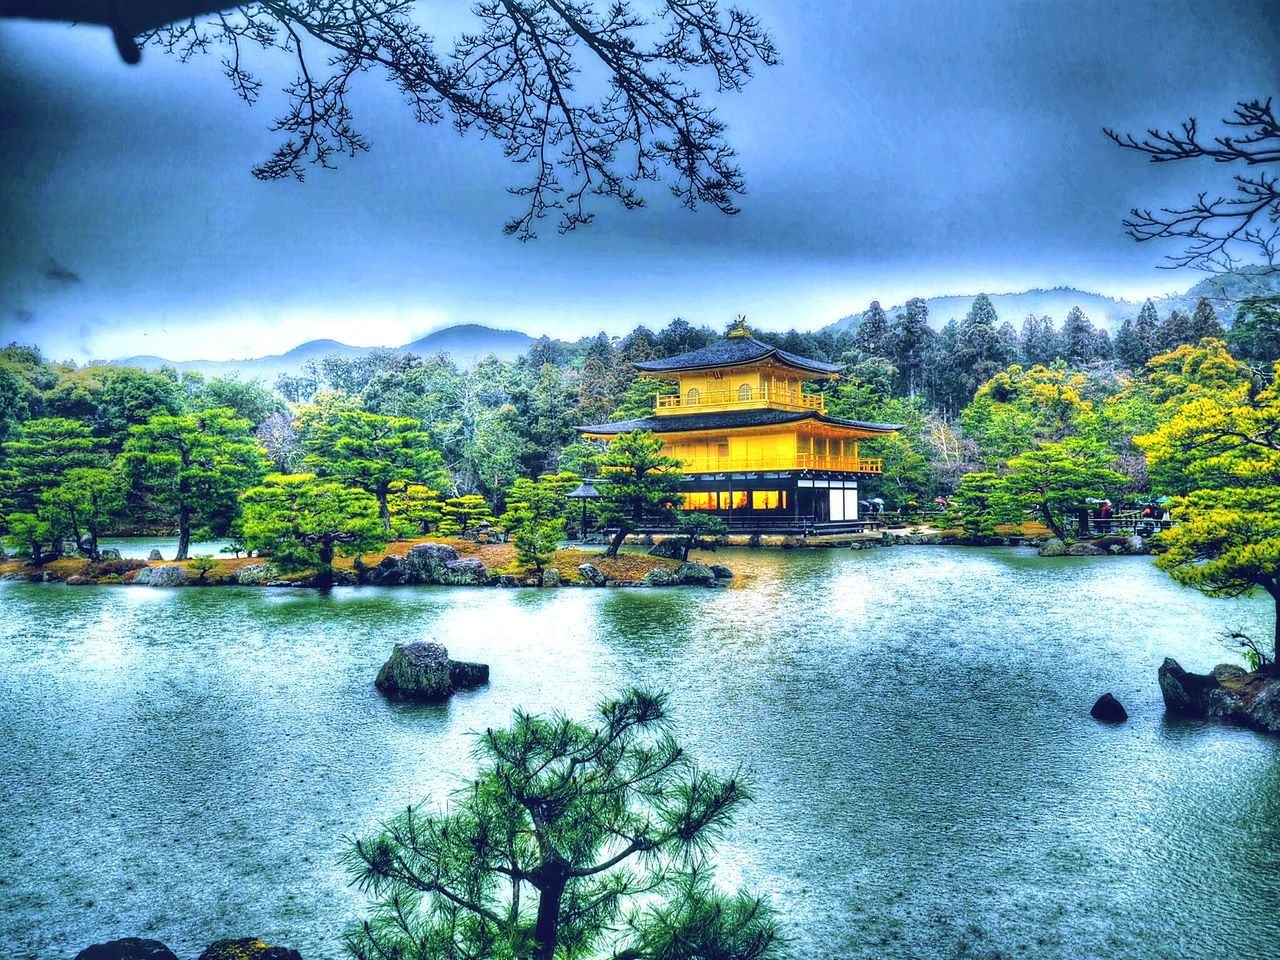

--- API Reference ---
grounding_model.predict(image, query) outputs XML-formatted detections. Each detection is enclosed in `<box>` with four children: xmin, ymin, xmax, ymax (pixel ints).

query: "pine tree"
<box><xmin>1188</xmin><ymin>297</ymin><xmax>1225</xmax><ymax>342</ymax></box>
<box><xmin>345</xmin><ymin>690</ymin><xmax>784</xmax><ymax>960</ymax></box>
<box><xmin>957</xmin><ymin>295</ymin><xmax>1006</xmax><ymax>403</ymax></box>
<box><xmin>1157</xmin><ymin>309</ymin><xmax>1195</xmax><ymax>352</ymax></box>
<box><xmin>1134</xmin><ymin>298</ymin><xmax>1161</xmax><ymax>361</ymax></box>
<box><xmin>121</xmin><ymin>409</ymin><xmax>264</xmax><ymax>560</ymax></box>
<box><xmin>887</xmin><ymin>298</ymin><xmax>933</xmax><ymax>398</ymax></box>
<box><xmin>853</xmin><ymin>301</ymin><xmax>890</xmax><ymax>357</ymax></box>
<box><xmin>1019</xmin><ymin>314</ymin><xmax>1060</xmax><ymax>366</ymax></box>
<box><xmin>1061</xmin><ymin>306</ymin><xmax>1099</xmax><ymax>364</ymax></box>
<box><xmin>1114</xmin><ymin>317</ymin><xmax>1145</xmax><ymax>370</ymax></box>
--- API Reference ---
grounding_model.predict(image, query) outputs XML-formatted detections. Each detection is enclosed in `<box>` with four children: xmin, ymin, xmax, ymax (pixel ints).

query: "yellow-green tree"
<box><xmin>999</xmin><ymin>440</ymin><xmax>1126</xmax><ymax>541</ymax></box>
<box><xmin>301</xmin><ymin>409</ymin><xmax>447</xmax><ymax>532</ymax></box>
<box><xmin>499</xmin><ymin>475</ymin><xmax>570</xmax><ymax>574</ymax></box>
<box><xmin>387</xmin><ymin>483</ymin><xmax>444</xmax><ymax>538</ymax></box>
<box><xmin>1138</xmin><ymin>353</ymin><xmax>1280</xmax><ymax>657</ymax></box>
<box><xmin>438</xmin><ymin>494</ymin><xmax>494</xmax><ymax>538</ymax></box>
<box><xmin>240</xmin><ymin>473</ymin><xmax>385</xmax><ymax>588</ymax></box>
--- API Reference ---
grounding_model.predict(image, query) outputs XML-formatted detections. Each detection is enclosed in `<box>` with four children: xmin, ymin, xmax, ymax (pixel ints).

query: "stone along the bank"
<box><xmin>1158</xmin><ymin>658</ymin><xmax>1280</xmax><ymax>735</ymax></box>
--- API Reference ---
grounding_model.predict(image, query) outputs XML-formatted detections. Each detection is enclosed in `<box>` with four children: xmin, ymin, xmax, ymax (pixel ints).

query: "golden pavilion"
<box><xmin>576</xmin><ymin>321</ymin><xmax>900</xmax><ymax>533</ymax></box>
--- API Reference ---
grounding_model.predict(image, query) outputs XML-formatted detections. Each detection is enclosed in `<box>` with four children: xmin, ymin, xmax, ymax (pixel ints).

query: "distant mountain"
<box><xmin>113</xmin><ymin>324</ymin><xmax>537</xmax><ymax>382</ymax></box>
<box><xmin>826</xmin><ymin>271</ymin><xmax>1280</xmax><ymax>334</ymax></box>
<box><xmin>401</xmin><ymin>324</ymin><xmax>537</xmax><ymax>365</ymax></box>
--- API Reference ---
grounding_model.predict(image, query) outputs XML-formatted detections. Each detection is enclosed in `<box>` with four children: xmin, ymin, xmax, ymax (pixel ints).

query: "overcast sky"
<box><xmin>1</xmin><ymin>1</ymin><xmax>1276</xmax><ymax>363</ymax></box>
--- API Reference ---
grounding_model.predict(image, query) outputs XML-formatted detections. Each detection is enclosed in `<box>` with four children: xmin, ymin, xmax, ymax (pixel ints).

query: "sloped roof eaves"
<box><xmin>633</xmin><ymin>337</ymin><xmax>843</xmax><ymax>375</ymax></box>
<box><xmin>576</xmin><ymin>409</ymin><xmax>901</xmax><ymax>435</ymax></box>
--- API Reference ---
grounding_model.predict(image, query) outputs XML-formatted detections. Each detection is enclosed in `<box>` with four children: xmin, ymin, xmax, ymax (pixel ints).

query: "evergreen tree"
<box><xmin>301</xmin><ymin>409</ymin><xmax>447</xmax><ymax>531</ymax></box>
<box><xmin>926</xmin><ymin>319</ymin><xmax>964</xmax><ymax>415</ymax></box>
<box><xmin>956</xmin><ymin>295</ymin><xmax>1007</xmax><ymax>404</ymax></box>
<box><xmin>999</xmin><ymin>439</ymin><xmax>1126</xmax><ymax>540</ymax></box>
<box><xmin>853</xmin><ymin>301</ymin><xmax>890</xmax><ymax>357</ymax></box>
<box><xmin>594</xmin><ymin>431</ymin><xmax>683</xmax><ymax>557</ymax></box>
<box><xmin>240</xmin><ymin>473</ymin><xmax>385</xmax><ymax>588</ymax></box>
<box><xmin>1019</xmin><ymin>314</ymin><xmax>1060</xmax><ymax>366</ymax></box>
<box><xmin>121</xmin><ymin>408</ymin><xmax>265</xmax><ymax>560</ymax></box>
<box><xmin>1188</xmin><ymin>297</ymin><xmax>1226</xmax><ymax>343</ymax></box>
<box><xmin>0</xmin><ymin>418</ymin><xmax>110</xmax><ymax>560</ymax></box>
<box><xmin>344</xmin><ymin>690</ymin><xmax>783</xmax><ymax>960</ymax></box>
<box><xmin>1061</xmin><ymin>306</ymin><xmax>1099</xmax><ymax>364</ymax></box>
<box><xmin>1093</xmin><ymin>327</ymin><xmax>1115</xmax><ymax>362</ymax></box>
<box><xmin>41</xmin><ymin>468</ymin><xmax>127</xmax><ymax>560</ymax></box>
<box><xmin>500</xmin><ymin>474</ymin><xmax>572</xmax><ymax>574</ymax></box>
<box><xmin>1133</xmin><ymin>299</ymin><xmax>1161</xmax><ymax>363</ymax></box>
<box><xmin>1157</xmin><ymin>309</ymin><xmax>1195</xmax><ymax>352</ymax></box>
<box><xmin>438</xmin><ymin>494</ymin><xmax>494</xmax><ymax>537</ymax></box>
<box><xmin>1229</xmin><ymin>295</ymin><xmax>1280</xmax><ymax>364</ymax></box>
<box><xmin>887</xmin><ymin>298</ymin><xmax>933</xmax><ymax>398</ymax></box>
<box><xmin>996</xmin><ymin>321</ymin><xmax>1021</xmax><ymax>366</ymax></box>
<box><xmin>1114</xmin><ymin>318</ymin><xmax>1144</xmax><ymax>370</ymax></box>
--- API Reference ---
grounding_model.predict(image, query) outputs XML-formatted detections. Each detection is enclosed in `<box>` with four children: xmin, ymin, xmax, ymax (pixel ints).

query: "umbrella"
<box><xmin>934</xmin><ymin>497</ymin><xmax>947</xmax><ymax>505</ymax></box>
<box><xmin>870</xmin><ymin>497</ymin><xmax>885</xmax><ymax>505</ymax></box>
<box><xmin>1156</xmin><ymin>496</ymin><xmax>1173</xmax><ymax>504</ymax></box>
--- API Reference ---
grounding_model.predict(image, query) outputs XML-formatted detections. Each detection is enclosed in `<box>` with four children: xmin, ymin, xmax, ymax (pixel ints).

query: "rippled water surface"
<box><xmin>3</xmin><ymin>547</ymin><xmax>1279</xmax><ymax>959</ymax></box>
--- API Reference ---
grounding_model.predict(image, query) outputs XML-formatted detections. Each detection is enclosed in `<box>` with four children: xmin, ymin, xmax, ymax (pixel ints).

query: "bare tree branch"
<box><xmin>1106</xmin><ymin>97</ymin><xmax>1280</xmax><ymax>272</ymax></box>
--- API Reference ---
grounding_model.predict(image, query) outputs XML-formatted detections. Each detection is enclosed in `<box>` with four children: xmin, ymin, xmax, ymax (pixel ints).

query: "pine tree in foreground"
<box><xmin>344</xmin><ymin>689</ymin><xmax>785</xmax><ymax>960</ymax></box>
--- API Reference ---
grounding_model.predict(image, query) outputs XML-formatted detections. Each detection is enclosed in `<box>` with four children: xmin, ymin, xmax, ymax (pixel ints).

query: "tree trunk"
<box><xmin>680</xmin><ymin>537</ymin><xmax>692</xmax><ymax>562</ymax></box>
<box><xmin>532</xmin><ymin>881</ymin><xmax>564</xmax><ymax>960</ymax></box>
<box><xmin>175</xmin><ymin>506</ymin><xmax>192</xmax><ymax>561</ymax></box>
<box><xmin>378</xmin><ymin>488</ymin><xmax>392</xmax><ymax>532</ymax></box>
<box><xmin>1039</xmin><ymin>502</ymin><xmax>1066</xmax><ymax>541</ymax></box>
<box><xmin>317</xmin><ymin>541</ymin><xmax>335</xmax><ymax>590</ymax></box>
<box><xmin>606</xmin><ymin>526</ymin><xmax>627</xmax><ymax>558</ymax></box>
<box><xmin>1269</xmin><ymin>583</ymin><xmax>1280</xmax><ymax>665</ymax></box>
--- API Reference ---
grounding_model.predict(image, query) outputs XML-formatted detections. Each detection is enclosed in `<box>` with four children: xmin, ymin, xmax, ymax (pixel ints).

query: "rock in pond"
<box><xmin>147</xmin><ymin>564</ymin><xmax>189</xmax><ymax>588</ymax></box>
<box><xmin>75</xmin><ymin>939</ymin><xmax>179</xmax><ymax>960</ymax></box>
<box><xmin>642</xmin><ymin>567</ymin><xmax>678</xmax><ymax>587</ymax></box>
<box><xmin>578</xmin><ymin>563</ymin><xmax>607</xmax><ymax>586</ymax></box>
<box><xmin>709</xmin><ymin>563</ymin><xmax>734</xmax><ymax>580</ymax></box>
<box><xmin>197</xmin><ymin>938</ymin><xmax>302</xmax><ymax>960</ymax></box>
<box><xmin>1037</xmin><ymin>538</ymin><xmax>1068</xmax><ymax>557</ymax></box>
<box><xmin>98</xmin><ymin>547</ymin><xmax>123</xmax><ymax>562</ymax></box>
<box><xmin>647</xmin><ymin>538</ymin><xmax>685</xmax><ymax>559</ymax></box>
<box><xmin>375</xmin><ymin>641</ymin><xmax>490</xmax><ymax>702</ymax></box>
<box><xmin>541</xmin><ymin>567</ymin><xmax>561</xmax><ymax>587</ymax></box>
<box><xmin>1090</xmin><ymin>692</ymin><xmax>1128</xmax><ymax>722</ymax></box>
<box><xmin>1066</xmin><ymin>542</ymin><xmax>1108</xmax><ymax>556</ymax></box>
<box><xmin>404</xmin><ymin>542</ymin><xmax>459</xmax><ymax>583</ymax></box>
<box><xmin>1158</xmin><ymin>657</ymin><xmax>1280</xmax><ymax>735</ymax></box>
<box><xmin>675</xmin><ymin>561</ymin><xmax>719</xmax><ymax>586</ymax></box>
<box><xmin>440</xmin><ymin>557</ymin><xmax>487</xmax><ymax>585</ymax></box>
<box><xmin>237</xmin><ymin>563</ymin><xmax>272</xmax><ymax>585</ymax></box>
<box><xmin>148</xmin><ymin>548</ymin><xmax>164</xmax><ymax>561</ymax></box>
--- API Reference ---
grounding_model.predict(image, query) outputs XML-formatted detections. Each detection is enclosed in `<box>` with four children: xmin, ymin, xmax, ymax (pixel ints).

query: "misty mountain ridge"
<box><xmin>113</xmin><ymin>324</ymin><xmax>537</xmax><ymax>381</ymax></box>
<box><xmin>826</xmin><ymin>270</ymin><xmax>1280</xmax><ymax>334</ymax></box>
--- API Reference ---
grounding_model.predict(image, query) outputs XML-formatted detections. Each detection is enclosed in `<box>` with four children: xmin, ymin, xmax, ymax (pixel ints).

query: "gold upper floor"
<box><xmin>652</xmin><ymin>364</ymin><xmax>825</xmax><ymax>415</ymax></box>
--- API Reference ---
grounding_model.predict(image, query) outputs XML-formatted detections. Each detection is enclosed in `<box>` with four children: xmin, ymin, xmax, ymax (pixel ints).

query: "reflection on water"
<box><xmin>1</xmin><ymin>547</ymin><xmax>1277</xmax><ymax>959</ymax></box>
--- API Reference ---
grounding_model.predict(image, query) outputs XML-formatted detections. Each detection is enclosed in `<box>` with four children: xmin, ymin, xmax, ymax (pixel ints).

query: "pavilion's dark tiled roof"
<box><xmin>633</xmin><ymin>336</ymin><xmax>843</xmax><ymax>376</ymax></box>
<box><xmin>577</xmin><ymin>408</ymin><xmax>900</xmax><ymax>436</ymax></box>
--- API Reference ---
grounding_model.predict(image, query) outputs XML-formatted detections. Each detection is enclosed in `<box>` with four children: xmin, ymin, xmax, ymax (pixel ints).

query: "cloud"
<box><xmin>41</xmin><ymin>257</ymin><xmax>81</xmax><ymax>285</ymax></box>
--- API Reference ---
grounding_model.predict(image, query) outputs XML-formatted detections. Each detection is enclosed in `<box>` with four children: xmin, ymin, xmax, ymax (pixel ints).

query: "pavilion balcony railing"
<box><xmin>654</xmin><ymin>386</ymin><xmax>824</xmax><ymax>414</ymax></box>
<box><xmin>675</xmin><ymin>454</ymin><xmax>883</xmax><ymax>474</ymax></box>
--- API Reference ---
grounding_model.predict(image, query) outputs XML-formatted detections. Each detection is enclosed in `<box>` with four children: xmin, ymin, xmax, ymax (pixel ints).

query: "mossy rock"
<box><xmin>75</xmin><ymin>938</ymin><xmax>178</xmax><ymax>960</ymax></box>
<box><xmin>376</xmin><ymin>641</ymin><xmax>453</xmax><ymax>701</ymax></box>
<box><xmin>197</xmin><ymin>938</ymin><xmax>302</xmax><ymax>960</ymax></box>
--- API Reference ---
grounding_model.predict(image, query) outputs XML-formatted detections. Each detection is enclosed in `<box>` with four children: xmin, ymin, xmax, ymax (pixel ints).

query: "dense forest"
<box><xmin>1</xmin><ymin>290</ymin><xmax>1278</xmax><ymax>573</ymax></box>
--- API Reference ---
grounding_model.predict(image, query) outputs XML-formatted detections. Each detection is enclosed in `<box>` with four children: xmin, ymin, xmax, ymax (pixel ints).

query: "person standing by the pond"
<box><xmin>1099</xmin><ymin>500</ymin><xmax>1113</xmax><ymax>534</ymax></box>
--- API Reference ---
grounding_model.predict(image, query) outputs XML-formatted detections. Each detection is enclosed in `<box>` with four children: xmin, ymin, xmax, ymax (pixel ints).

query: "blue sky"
<box><xmin>1</xmin><ymin>1</ymin><xmax>1276</xmax><ymax>362</ymax></box>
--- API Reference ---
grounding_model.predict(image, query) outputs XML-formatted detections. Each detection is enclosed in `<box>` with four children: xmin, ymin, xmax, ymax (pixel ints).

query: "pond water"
<box><xmin>2</xmin><ymin>547</ymin><xmax>1278</xmax><ymax>960</ymax></box>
